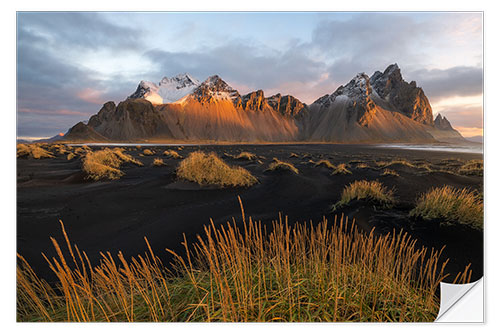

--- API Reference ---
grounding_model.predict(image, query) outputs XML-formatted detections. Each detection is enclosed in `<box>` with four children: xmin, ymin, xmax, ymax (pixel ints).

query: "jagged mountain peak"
<box><xmin>434</xmin><ymin>113</ymin><xmax>453</xmax><ymax>130</ymax></box>
<box><xmin>159</xmin><ymin>73</ymin><xmax>200</xmax><ymax>87</ymax></box>
<box><xmin>128</xmin><ymin>73</ymin><xmax>200</xmax><ymax>104</ymax></box>
<box><xmin>310</xmin><ymin>64</ymin><xmax>435</xmax><ymax>130</ymax></box>
<box><xmin>192</xmin><ymin>75</ymin><xmax>241</xmax><ymax>102</ymax></box>
<box><xmin>337</xmin><ymin>72</ymin><xmax>372</xmax><ymax>96</ymax></box>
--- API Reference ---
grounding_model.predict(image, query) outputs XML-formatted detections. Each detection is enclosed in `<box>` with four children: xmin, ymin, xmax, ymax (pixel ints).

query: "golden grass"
<box><xmin>234</xmin><ymin>152</ymin><xmax>257</xmax><ymax>161</ymax></box>
<box><xmin>112</xmin><ymin>148</ymin><xmax>143</xmax><ymax>166</ymax></box>
<box><xmin>376</xmin><ymin>159</ymin><xmax>417</xmax><ymax>168</ymax></box>
<box><xmin>313</xmin><ymin>159</ymin><xmax>335</xmax><ymax>169</ymax></box>
<box><xmin>66</xmin><ymin>152</ymin><xmax>76</xmax><ymax>161</ymax></box>
<box><xmin>380</xmin><ymin>169</ymin><xmax>399</xmax><ymax>177</ymax></box>
<box><xmin>16</xmin><ymin>205</ymin><xmax>471</xmax><ymax>322</ymax></box>
<box><xmin>331</xmin><ymin>163</ymin><xmax>352</xmax><ymax>175</ymax></box>
<box><xmin>152</xmin><ymin>158</ymin><xmax>166</xmax><ymax>167</ymax></box>
<box><xmin>17</xmin><ymin>144</ymin><xmax>54</xmax><ymax>159</ymax></box>
<box><xmin>143</xmin><ymin>149</ymin><xmax>155</xmax><ymax>156</ymax></box>
<box><xmin>410</xmin><ymin>186</ymin><xmax>483</xmax><ymax>230</ymax></box>
<box><xmin>267</xmin><ymin>158</ymin><xmax>299</xmax><ymax>174</ymax></box>
<box><xmin>82</xmin><ymin>148</ymin><xmax>143</xmax><ymax>181</ymax></box>
<box><xmin>74</xmin><ymin>146</ymin><xmax>92</xmax><ymax>156</ymax></box>
<box><xmin>356</xmin><ymin>163</ymin><xmax>370</xmax><ymax>169</ymax></box>
<box><xmin>163</xmin><ymin>150</ymin><xmax>182</xmax><ymax>159</ymax></box>
<box><xmin>458</xmin><ymin>159</ymin><xmax>483</xmax><ymax>176</ymax></box>
<box><xmin>333</xmin><ymin>180</ymin><xmax>395</xmax><ymax>210</ymax></box>
<box><xmin>177</xmin><ymin>151</ymin><xmax>258</xmax><ymax>187</ymax></box>
<box><xmin>289</xmin><ymin>153</ymin><xmax>299</xmax><ymax>158</ymax></box>
<box><xmin>377</xmin><ymin>159</ymin><xmax>432</xmax><ymax>172</ymax></box>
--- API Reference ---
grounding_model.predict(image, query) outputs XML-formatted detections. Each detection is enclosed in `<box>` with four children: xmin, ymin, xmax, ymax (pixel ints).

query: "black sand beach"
<box><xmin>17</xmin><ymin>144</ymin><xmax>483</xmax><ymax>283</ymax></box>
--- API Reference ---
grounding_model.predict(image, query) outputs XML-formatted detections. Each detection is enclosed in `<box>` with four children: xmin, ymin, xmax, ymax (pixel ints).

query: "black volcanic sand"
<box><xmin>17</xmin><ymin>144</ymin><xmax>483</xmax><ymax>283</ymax></box>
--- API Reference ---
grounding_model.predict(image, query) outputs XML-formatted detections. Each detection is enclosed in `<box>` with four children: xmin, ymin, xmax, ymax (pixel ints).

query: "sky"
<box><xmin>17</xmin><ymin>12</ymin><xmax>483</xmax><ymax>139</ymax></box>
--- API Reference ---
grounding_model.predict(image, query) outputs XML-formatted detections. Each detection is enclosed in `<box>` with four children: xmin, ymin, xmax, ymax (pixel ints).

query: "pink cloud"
<box><xmin>76</xmin><ymin>88</ymin><xmax>105</xmax><ymax>105</ymax></box>
<box><xmin>18</xmin><ymin>108</ymin><xmax>89</xmax><ymax>116</ymax></box>
<box><xmin>454</xmin><ymin>126</ymin><xmax>483</xmax><ymax>138</ymax></box>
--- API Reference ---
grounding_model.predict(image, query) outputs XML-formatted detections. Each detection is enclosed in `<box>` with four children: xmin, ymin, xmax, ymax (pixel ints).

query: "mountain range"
<box><xmin>63</xmin><ymin>64</ymin><xmax>464</xmax><ymax>143</ymax></box>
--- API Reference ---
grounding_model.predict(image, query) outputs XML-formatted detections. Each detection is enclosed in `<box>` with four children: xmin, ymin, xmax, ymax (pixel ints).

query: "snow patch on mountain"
<box><xmin>128</xmin><ymin>73</ymin><xmax>200</xmax><ymax>104</ymax></box>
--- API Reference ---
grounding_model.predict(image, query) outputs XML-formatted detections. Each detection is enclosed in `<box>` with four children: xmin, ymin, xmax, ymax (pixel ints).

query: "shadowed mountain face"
<box><xmin>63</xmin><ymin>64</ymin><xmax>465</xmax><ymax>143</ymax></box>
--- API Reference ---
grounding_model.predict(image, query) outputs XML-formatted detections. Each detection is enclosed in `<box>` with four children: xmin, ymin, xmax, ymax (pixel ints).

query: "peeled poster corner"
<box><xmin>435</xmin><ymin>278</ymin><xmax>484</xmax><ymax>322</ymax></box>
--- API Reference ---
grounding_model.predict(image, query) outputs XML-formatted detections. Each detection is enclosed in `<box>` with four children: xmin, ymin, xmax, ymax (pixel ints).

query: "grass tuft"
<box><xmin>356</xmin><ymin>163</ymin><xmax>370</xmax><ymax>169</ymax></box>
<box><xmin>152</xmin><ymin>158</ymin><xmax>166</xmax><ymax>167</ymax></box>
<box><xmin>314</xmin><ymin>159</ymin><xmax>335</xmax><ymax>169</ymax></box>
<box><xmin>458</xmin><ymin>160</ymin><xmax>483</xmax><ymax>176</ymax></box>
<box><xmin>333</xmin><ymin>180</ymin><xmax>395</xmax><ymax>210</ymax></box>
<box><xmin>143</xmin><ymin>149</ymin><xmax>155</xmax><ymax>156</ymax></box>
<box><xmin>177</xmin><ymin>151</ymin><xmax>257</xmax><ymax>187</ymax></box>
<box><xmin>17</xmin><ymin>144</ymin><xmax>54</xmax><ymax>159</ymax></box>
<box><xmin>82</xmin><ymin>148</ymin><xmax>143</xmax><ymax>181</ymax></box>
<box><xmin>234</xmin><ymin>152</ymin><xmax>257</xmax><ymax>161</ymax></box>
<box><xmin>267</xmin><ymin>158</ymin><xmax>299</xmax><ymax>174</ymax></box>
<box><xmin>380</xmin><ymin>169</ymin><xmax>399</xmax><ymax>177</ymax></box>
<box><xmin>163</xmin><ymin>150</ymin><xmax>182</xmax><ymax>159</ymax></box>
<box><xmin>410</xmin><ymin>186</ymin><xmax>483</xmax><ymax>229</ymax></box>
<box><xmin>376</xmin><ymin>159</ymin><xmax>416</xmax><ymax>168</ymax></box>
<box><xmin>331</xmin><ymin>163</ymin><xmax>352</xmax><ymax>175</ymax></box>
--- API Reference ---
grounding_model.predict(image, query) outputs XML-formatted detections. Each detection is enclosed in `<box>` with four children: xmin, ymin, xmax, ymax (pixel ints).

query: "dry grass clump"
<box><xmin>376</xmin><ymin>159</ymin><xmax>417</xmax><ymax>168</ymax></box>
<box><xmin>267</xmin><ymin>158</ymin><xmax>299</xmax><ymax>174</ymax></box>
<box><xmin>152</xmin><ymin>158</ymin><xmax>166</xmax><ymax>167</ymax></box>
<box><xmin>53</xmin><ymin>144</ymin><xmax>69</xmax><ymax>155</ymax></box>
<box><xmin>458</xmin><ymin>159</ymin><xmax>483</xmax><ymax>176</ymax></box>
<box><xmin>356</xmin><ymin>163</ymin><xmax>370</xmax><ymax>169</ymax></box>
<box><xmin>82</xmin><ymin>148</ymin><xmax>143</xmax><ymax>180</ymax></box>
<box><xmin>438</xmin><ymin>158</ymin><xmax>463</xmax><ymax>167</ymax></box>
<box><xmin>82</xmin><ymin>149</ymin><xmax>123</xmax><ymax>180</ymax></box>
<box><xmin>17</xmin><ymin>144</ymin><xmax>54</xmax><ymax>159</ymax></box>
<box><xmin>234</xmin><ymin>152</ymin><xmax>257</xmax><ymax>161</ymax></box>
<box><xmin>163</xmin><ymin>150</ymin><xmax>182</xmax><ymax>159</ymax></box>
<box><xmin>380</xmin><ymin>169</ymin><xmax>399</xmax><ymax>177</ymax></box>
<box><xmin>333</xmin><ymin>180</ymin><xmax>395</xmax><ymax>210</ymax></box>
<box><xmin>16</xmin><ymin>209</ymin><xmax>471</xmax><ymax>322</ymax></box>
<box><xmin>331</xmin><ymin>163</ymin><xmax>352</xmax><ymax>175</ymax></box>
<box><xmin>289</xmin><ymin>153</ymin><xmax>299</xmax><ymax>158</ymax></box>
<box><xmin>113</xmin><ymin>148</ymin><xmax>143</xmax><ymax>166</ymax></box>
<box><xmin>177</xmin><ymin>151</ymin><xmax>257</xmax><ymax>187</ymax></box>
<box><xmin>410</xmin><ymin>186</ymin><xmax>483</xmax><ymax>230</ymax></box>
<box><xmin>143</xmin><ymin>149</ymin><xmax>155</xmax><ymax>156</ymax></box>
<box><xmin>66</xmin><ymin>152</ymin><xmax>76</xmax><ymax>161</ymax></box>
<box><xmin>313</xmin><ymin>159</ymin><xmax>335</xmax><ymax>169</ymax></box>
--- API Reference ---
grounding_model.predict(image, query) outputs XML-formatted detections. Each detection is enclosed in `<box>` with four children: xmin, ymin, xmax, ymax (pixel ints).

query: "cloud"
<box><xmin>407</xmin><ymin>66</ymin><xmax>483</xmax><ymax>101</ymax></box>
<box><xmin>18</xmin><ymin>108</ymin><xmax>89</xmax><ymax>116</ymax></box>
<box><xmin>454</xmin><ymin>126</ymin><xmax>483</xmax><ymax>138</ymax></box>
<box><xmin>17</xmin><ymin>26</ymin><xmax>139</xmax><ymax>136</ymax></box>
<box><xmin>144</xmin><ymin>41</ymin><xmax>327</xmax><ymax>100</ymax></box>
<box><xmin>310</xmin><ymin>13</ymin><xmax>482</xmax><ymax>91</ymax></box>
<box><xmin>433</xmin><ymin>102</ymin><xmax>483</xmax><ymax>129</ymax></box>
<box><xmin>76</xmin><ymin>88</ymin><xmax>107</xmax><ymax>105</ymax></box>
<box><xmin>17</xmin><ymin>12</ymin><xmax>144</xmax><ymax>51</ymax></box>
